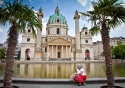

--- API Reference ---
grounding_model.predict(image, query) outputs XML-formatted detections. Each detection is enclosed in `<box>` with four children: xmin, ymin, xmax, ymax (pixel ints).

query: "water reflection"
<box><xmin>0</xmin><ymin>63</ymin><xmax>125</xmax><ymax>79</ymax></box>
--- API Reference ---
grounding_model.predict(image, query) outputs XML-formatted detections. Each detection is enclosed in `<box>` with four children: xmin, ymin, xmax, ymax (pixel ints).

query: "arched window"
<box><xmin>66</xmin><ymin>30</ymin><xmax>68</xmax><ymax>35</ymax></box>
<box><xmin>57</xmin><ymin>28</ymin><xmax>60</xmax><ymax>34</ymax></box>
<box><xmin>48</xmin><ymin>29</ymin><xmax>50</xmax><ymax>35</ymax></box>
<box><xmin>85</xmin><ymin>40</ymin><xmax>88</xmax><ymax>43</ymax></box>
<box><xmin>57</xmin><ymin>19</ymin><xmax>59</xmax><ymax>23</ymax></box>
<box><xmin>48</xmin><ymin>21</ymin><xmax>50</xmax><ymax>24</ymax></box>
<box><xmin>25</xmin><ymin>49</ymin><xmax>30</xmax><ymax>60</ymax></box>
<box><xmin>85</xmin><ymin>49</ymin><xmax>90</xmax><ymax>60</ymax></box>
<box><xmin>85</xmin><ymin>32</ymin><xmax>87</xmax><ymax>35</ymax></box>
<box><xmin>85</xmin><ymin>49</ymin><xmax>89</xmax><ymax>53</ymax></box>
<box><xmin>28</xmin><ymin>29</ymin><xmax>31</xmax><ymax>33</ymax></box>
<box><xmin>27</xmin><ymin>38</ymin><xmax>30</xmax><ymax>42</ymax></box>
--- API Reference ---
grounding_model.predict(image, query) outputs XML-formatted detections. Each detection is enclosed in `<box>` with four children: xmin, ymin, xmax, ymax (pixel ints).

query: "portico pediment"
<box><xmin>47</xmin><ymin>38</ymin><xmax>71</xmax><ymax>45</ymax></box>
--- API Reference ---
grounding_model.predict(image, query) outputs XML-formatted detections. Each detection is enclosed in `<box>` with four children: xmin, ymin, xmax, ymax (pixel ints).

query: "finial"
<box><xmin>39</xmin><ymin>7</ymin><xmax>42</xmax><ymax>13</ymax></box>
<box><xmin>75</xmin><ymin>10</ymin><xmax>78</xmax><ymax>13</ymax></box>
<box><xmin>55</xmin><ymin>5</ymin><xmax>60</xmax><ymax>14</ymax></box>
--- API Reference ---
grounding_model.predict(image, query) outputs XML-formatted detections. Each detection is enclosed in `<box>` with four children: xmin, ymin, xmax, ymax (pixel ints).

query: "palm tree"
<box><xmin>80</xmin><ymin>0</ymin><xmax>125</xmax><ymax>88</ymax></box>
<box><xmin>0</xmin><ymin>0</ymin><xmax>42</xmax><ymax>87</ymax></box>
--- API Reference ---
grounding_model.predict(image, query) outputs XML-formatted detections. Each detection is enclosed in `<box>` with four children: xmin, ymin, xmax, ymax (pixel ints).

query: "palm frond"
<box><xmin>89</xmin><ymin>26</ymin><xmax>100</xmax><ymax>36</ymax></box>
<box><xmin>0</xmin><ymin>0</ymin><xmax>42</xmax><ymax>37</ymax></box>
<box><xmin>80</xmin><ymin>0</ymin><xmax>125</xmax><ymax>35</ymax></box>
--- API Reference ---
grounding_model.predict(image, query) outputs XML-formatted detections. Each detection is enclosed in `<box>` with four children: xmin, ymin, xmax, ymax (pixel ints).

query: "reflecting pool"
<box><xmin>0</xmin><ymin>63</ymin><xmax>125</xmax><ymax>79</ymax></box>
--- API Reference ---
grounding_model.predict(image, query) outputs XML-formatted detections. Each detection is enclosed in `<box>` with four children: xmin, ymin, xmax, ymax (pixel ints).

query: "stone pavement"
<box><xmin>0</xmin><ymin>83</ymin><xmax>125</xmax><ymax>88</ymax></box>
<box><xmin>0</xmin><ymin>77</ymin><xmax>125</xmax><ymax>88</ymax></box>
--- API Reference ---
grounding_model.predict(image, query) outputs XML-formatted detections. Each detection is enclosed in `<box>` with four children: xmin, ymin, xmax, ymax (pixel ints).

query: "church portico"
<box><xmin>46</xmin><ymin>38</ymin><xmax>72</xmax><ymax>60</ymax></box>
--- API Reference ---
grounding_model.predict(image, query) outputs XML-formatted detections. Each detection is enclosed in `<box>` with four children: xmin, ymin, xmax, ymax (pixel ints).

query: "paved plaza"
<box><xmin>0</xmin><ymin>83</ymin><xmax>125</xmax><ymax>88</ymax></box>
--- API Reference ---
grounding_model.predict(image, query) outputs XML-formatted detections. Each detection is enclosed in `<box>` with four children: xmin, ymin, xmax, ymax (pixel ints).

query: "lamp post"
<box><xmin>121</xmin><ymin>52</ymin><xmax>122</xmax><ymax>61</ymax></box>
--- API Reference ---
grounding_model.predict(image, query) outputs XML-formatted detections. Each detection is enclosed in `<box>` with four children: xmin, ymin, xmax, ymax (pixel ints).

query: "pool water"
<box><xmin>0</xmin><ymin>63</ymin><xmax>125</xmax><ymax>79</ymax></box>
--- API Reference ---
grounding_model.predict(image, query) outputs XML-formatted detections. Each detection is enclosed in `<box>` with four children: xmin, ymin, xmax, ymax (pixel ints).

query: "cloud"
<box><xmin>77</xmin><ymin>0</ymin><xmax>87</xmax><ymax>7</ymax></box>
<box><xmin>92</xmin><ymin>34</ymin><xmax>101</xmax><ymax>42</ymax></box>
<box><xmin>29</xmin><ymin>0</ymin><xmax>33</xmax><ymax>3</ymax></box>
<box><xmin>0</xmin><ymin>39</ymin><xmax>4</xmax><ymax>43</ymax></box>
<box><xmin>110</xmin><ymin>23</ymin><xmax>125</xmax><ymax>38</ymax></box>
<box><xmin>33</xmin><ymin>9</ymin><xmax>38</xmax><ymax>17</ymax></box>
<box><xmin>88</xmin><ymin>4</ymin><xmax>93</xmax><ymax>11</ymax></box>
<box><xmin>42</xmin><ymin>17</ymin><xmax>49</xmax><ymax>35</ymax></box>
<box><xmin>0</xmin><ymin>28</ymin><xmax>3</xmax><ymax>32</ymax></box>
<box><xmin>92</xmin><ymin>23</ymin><xmax>125</xmax><ymax>42</ymax></box>
<box><xmin>0</xmin><ymin>0</ymin><xmax>3</xmax><ymax>4</ymax></box>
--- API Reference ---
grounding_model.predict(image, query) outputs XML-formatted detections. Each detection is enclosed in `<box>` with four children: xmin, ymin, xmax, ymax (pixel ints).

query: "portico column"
<box><xmin>62</xmin><ymin>45</ymin><xmax>63</xmax><ymax>58</ymax></box>
<box><xmin>56</xmin><ymin>45</ymin><xmax>57</xmax><ymax>58</ymax></box>
<box><xmin>47</xmin><ymin>45</ymin><xmax>49</xmax><ymax>53</ymax></box>
<box><xmin>66</xmin><ymin>45</ymin><xmax>67</xmax><ymax>58</ymax></box>
<box><xmin>47</xmin><ymin>45</ymin><xmax>49</xmax><ymax>61</ymax></box>
<box><xmin>69</xmin><ymin>46</ymin><xmax>71</xmax><ymax>58</ymax></box>
<box><xmin>52</xmin><ymin>45</ymin><xmax>53</xmax><ymax>58</ymax></box>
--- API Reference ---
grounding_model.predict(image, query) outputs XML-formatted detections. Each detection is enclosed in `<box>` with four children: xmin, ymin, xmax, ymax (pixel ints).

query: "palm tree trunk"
<box><xmin>3</xmin><ymin>23</ymin><xmax>18</xmax><ymax>88</ymax></box>
<box><xmin>101</xmin><ymin>21</ymin><xmax>115</xmax><ymax>88</ymax></box>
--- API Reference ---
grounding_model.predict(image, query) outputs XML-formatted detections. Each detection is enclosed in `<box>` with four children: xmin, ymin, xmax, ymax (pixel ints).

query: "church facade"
<box><xmin>20</xmin><ymin>6</ymin><xmax>93</xmax><ymax>61</ymax></box>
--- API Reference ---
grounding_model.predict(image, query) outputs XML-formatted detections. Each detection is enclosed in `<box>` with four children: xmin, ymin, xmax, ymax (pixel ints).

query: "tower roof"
<box><xmin>82</xmin><ymin>25</ymin><xmax>88</xmax><ymax>30</ymax></box>
<box><xmin>48</xmin><ymin>6</ymin><xmax>67</xmax><ymax>24</ymax></box>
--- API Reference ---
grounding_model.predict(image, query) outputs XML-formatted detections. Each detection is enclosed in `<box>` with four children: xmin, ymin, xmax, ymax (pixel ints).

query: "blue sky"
<box><xmin>0</xmin><ymin>0</ymin><xmax>125</xmax><ymax>43</ymax></box>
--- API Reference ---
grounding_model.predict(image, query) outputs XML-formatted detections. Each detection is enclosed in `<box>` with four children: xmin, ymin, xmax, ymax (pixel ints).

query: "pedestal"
<box><xmin>34</xmin><ymin>48</ymin><xmax>42</xmax><ymax>61</ymax></box>
<box><xmin>75</xmin><ymin>49</ymin><xmax>82</xmax><ymax>61</ymax></box>
<box><xmin>71</xmin><ymin>53</ymin><xmax>74</xmax><ymax>61</ymax></box>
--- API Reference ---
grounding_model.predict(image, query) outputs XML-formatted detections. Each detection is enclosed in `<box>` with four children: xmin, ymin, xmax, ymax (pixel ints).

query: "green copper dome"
<box><xmin>48</xmin><ymin>6</ymin><xmax>67</xmax><ymax>24</ymax></box>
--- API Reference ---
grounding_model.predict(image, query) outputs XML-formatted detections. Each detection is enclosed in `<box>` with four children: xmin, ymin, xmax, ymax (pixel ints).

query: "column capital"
<box><xmin>37</xmin><ymin>7</ymin><xmax>44</xmax><ymax>18</ymax></box>
<box><xmin>74</xmin><ymin>10</ymin><xmax>80</xmax><ymax>19</ymax></box>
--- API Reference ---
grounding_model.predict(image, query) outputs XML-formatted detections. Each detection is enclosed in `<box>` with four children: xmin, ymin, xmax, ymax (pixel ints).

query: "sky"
<box><xmin>0</xmin><ymin>0</ymin><xmax>125</xmax><ymax>43</ymax></box>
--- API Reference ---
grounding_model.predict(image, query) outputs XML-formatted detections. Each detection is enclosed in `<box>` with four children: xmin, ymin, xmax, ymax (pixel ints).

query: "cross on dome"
<box><xmin>55</xmin><ymin>5</ymin><xmax>60</xmax><ymax>14</ymax></box>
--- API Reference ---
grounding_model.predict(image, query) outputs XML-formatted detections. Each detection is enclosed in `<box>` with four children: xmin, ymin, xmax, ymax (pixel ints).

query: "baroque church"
<box><xmin>20</xmin><ymin>6</ymin><xmax>93</xmax><ymax>61</ymax></box>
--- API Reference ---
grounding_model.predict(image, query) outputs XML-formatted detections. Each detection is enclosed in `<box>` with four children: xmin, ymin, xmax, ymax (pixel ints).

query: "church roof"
<box><xmin>48</xmin><ymin>6</ymin><xmax>67</xmax><ymax>24</ymax></box>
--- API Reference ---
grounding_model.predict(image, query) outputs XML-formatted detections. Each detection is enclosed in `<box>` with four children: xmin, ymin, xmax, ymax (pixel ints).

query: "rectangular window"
<box><xmin>45</xmin><ymin>47</ymin><xmax>47</xmax><ymax>52</ymax></box>
<box><xmin>27</xmin><ymin>38</ymin><xmax>30</xmax><ymax>42</ymax></box>
<box><xmin>85</xmin><ymin>40</ymin><xmax>88</xmax><ymax>43</ymax></box>
<box><xmin>57</xmin><ymin>28</ymin><xmax>60</xmax><ymax>34</ymax></box>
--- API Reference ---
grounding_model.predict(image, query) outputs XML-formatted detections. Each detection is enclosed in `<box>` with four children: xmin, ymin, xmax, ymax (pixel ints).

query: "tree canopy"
<box><xmin>0</xmin><ymin>48</ymin><xmax>6</xmax><ymax>59</ymax></box>
<box><xmin>112</xmin><ymin>41</ymin><xmax>125</xmax><ymax>59</ymax></box>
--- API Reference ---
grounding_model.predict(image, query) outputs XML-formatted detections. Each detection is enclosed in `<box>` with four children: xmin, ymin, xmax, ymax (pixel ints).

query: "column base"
<box><xmin>20</xmin><ymin>58</ymin><xmax>25</xmax><ymax>61</ymax></box>
<box><xmin>75</xmin><ymin>58</ymin><xmax>83</xmax><ymax>61</ymax></box>
<box><xmin>34</xmin><ymin>51</ymin><xmax>42</xmax><ymax>59</ymax></box>
<box><xmin>35</xmin><ymin>48</ymin><xmax>42</xmax><ymax>52</ymax></box>
<box><xmin>46</xmin><ymin>57</ymin><xmax>49</xmax><ymax>61</ymax></box>
<box><xmin>34</xmin><ymin>58</ymin><xmax>42</xmax><ymax>61</ymax></box>
<box><xmin>71</xmin><ymin>57</ymin><xmax>74</xmax><ymax>61</ymax></box>
<box><xmin>75</xmin><ymin>52</ymin><xmax>83</xmax><ymax>61</ymax></box>
<box><xmin>75</xmin><ymin>49</ymin><xmax>82</xmax><ymax>53</ymax></box>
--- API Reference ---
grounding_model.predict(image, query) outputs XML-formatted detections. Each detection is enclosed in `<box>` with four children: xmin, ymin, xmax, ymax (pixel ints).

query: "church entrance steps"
<box><xmin>49</xmin><ymin>58</ymin><xmax>71</xmax><ymax>61</ymax></box>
